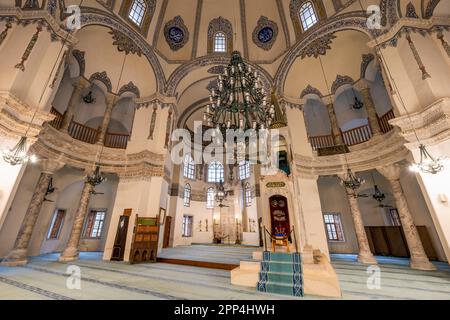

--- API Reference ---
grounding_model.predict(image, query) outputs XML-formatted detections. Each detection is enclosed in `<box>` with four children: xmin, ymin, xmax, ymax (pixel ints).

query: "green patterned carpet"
<box><xmin>0</xmin><ymin>250</ymin><xmax>449</xmax><ymax>300</ymax></box>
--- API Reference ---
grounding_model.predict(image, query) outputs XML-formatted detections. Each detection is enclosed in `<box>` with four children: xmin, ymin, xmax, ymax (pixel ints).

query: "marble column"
<box><xmin>59</xmin><ymin>177</ymin><xmax>94</xmax><ymax>262</ymax></box>
<box><xmin>1</xmin><ymin>160</ymin><xmax>64</xmax><ymax>266</ymax></box>
<box><xmin>326</xmin><ymin>103</ymin><xmax>344</xmax><ymax>145</ymax></box>
<box><xmin>360</xmin><ymin>87</ymin><xmax>381</xmax><ymax>135</ymax></box>
<box><xmin>339</xmin><ymin>175</ymin><xmax>377</xmax><ymax>264</ymax></box>
<box><xmin>97</xmin><ymin>95</ymin><xmax>116</xmax><ymax>145</ymax></box>
<box><xmin>60</xmin><ymin>80</ymin><xmax>86</xmax><ymax>132</ymax></box>
<box><xmin>377</xmin><ymin>164</ymin><xmax>436</xmax><ymax>270</ymax></box>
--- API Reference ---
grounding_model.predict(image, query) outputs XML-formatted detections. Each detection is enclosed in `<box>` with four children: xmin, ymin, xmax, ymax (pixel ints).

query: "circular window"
<box><xmin>168</xmin><ymin>27</ymin><xmax>184</xmax><ymax>44</ymax></box>
<box><xmin>258</xmin><ymin>27</ymin><xmax>274</xmax><ymax>43</ymax></box>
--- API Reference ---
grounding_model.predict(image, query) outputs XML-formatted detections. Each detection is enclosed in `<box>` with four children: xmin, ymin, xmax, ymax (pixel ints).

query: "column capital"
<box><xmin>73</xmin><ymin>77</ymin><xmax>89</xmax><ymax>90</ymax></box>
<box><xmin>105</xmin><ymin>93</ymin><xmax>116</xmax><ymax>106</ymax></box>
<box><xmin>39</xmin><ymin>159</ymin><xmax>65</xmax><ymax>175</ymax></box>
<box><xmin>353</xmin><ymin>79</ymin><xmax>371</xmax><ymax>91</ymax></box>
<box><xmin>377</xmin><ymin>163</ymin><xmax>403</xmax><ymax>181</ymax></box>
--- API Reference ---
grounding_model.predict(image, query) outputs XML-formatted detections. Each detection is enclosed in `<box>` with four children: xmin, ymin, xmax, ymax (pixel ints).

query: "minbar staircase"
<box><xmin>257</xmin><ymin>251</ymin><xmax>303</xmax><ymax>297</ymax></box>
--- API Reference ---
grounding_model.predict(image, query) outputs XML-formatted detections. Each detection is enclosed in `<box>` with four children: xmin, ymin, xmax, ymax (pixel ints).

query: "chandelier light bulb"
<box><xmin>409</xmin><ymin>144</ymin><xmax>444</xmax><ymax>175</ymax></box>
<box><xmin>2</xmin><ymin>136</ymin><xmax>30</xmax><ymax>166</ymax></box>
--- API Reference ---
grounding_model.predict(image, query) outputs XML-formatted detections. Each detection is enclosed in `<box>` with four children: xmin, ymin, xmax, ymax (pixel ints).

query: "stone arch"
<box><xmin>274</xmin><ymin>14</ymin><xmax>381</xmax><ymax>95</ymax></box>
<box><xmin>331</xmin><ymin>75</ymin><xmax>354</xmax><ymax>95</ymax></box>
<box><xmin>165</xmin><ymin>55</ymin><xmax>274</xmax><ymax>97</ymax></box>
<box><xmin>89</xmin><ymin>71</ymin><xmax>113</xmax><ymax>94</ymax></box>
<box><xmin>78</xmin><ymin>8</ymin><xmax>165</xmax><ymax>93</ymax></box>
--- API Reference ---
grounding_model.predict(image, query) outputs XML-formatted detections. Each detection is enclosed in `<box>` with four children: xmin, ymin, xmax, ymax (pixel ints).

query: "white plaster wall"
<box><xmin>317</xmin><ymin>170</ymin><xmax>447</xmax><ymax>261</ymax></box>
<box><xmin>0</xmin><ymin>165</ymin><xmax>118</xmax><ymax>258</ymax></box>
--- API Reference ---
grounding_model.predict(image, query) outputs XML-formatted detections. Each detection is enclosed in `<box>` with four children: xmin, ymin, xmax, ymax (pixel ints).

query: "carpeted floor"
<box><xmin>0</xmin><ymin>247</ymin><xmax>449</xmax><ymax>300</ymax></box>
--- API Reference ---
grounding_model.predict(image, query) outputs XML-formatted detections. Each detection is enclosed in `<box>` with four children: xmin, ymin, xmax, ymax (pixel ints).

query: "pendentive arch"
<box><xmin>77</xmin><ymin>8</ymin><xmax>166</xmax><ymax>93</ymax></box>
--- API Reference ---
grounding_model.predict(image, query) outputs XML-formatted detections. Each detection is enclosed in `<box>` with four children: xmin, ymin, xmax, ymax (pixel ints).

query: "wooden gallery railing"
<box><xmin>341</xmin><ymin>124</ymin><xmax>373</xmax><ymax>146</ymax></box>
<box><xmin>309</xmin><ymin>134</ymin><xmax>335</xmax><ymax>151</ymax></box>
<box><xmin>48</xmin><ymin>108</ymin><xmax>129</xmax><ymax>149</ymax></box>
<box><xmin>105</xmin><ymin>132</ymin><xmax>129</xmax><ymax>149</ymax></box>
<box><xmin>49</xmin><ymin>107</ymin><xmax>63</xmax><ymax>130</ymax></box>
<box><xmin>68</xmin><ymin>121</ymin><xmax>99</xmax><ymax>144</ymax></box>
<box><xmin>377</xmin><ymin>109</ymin><xmax>395</xmax><ymax>134</ymax></box>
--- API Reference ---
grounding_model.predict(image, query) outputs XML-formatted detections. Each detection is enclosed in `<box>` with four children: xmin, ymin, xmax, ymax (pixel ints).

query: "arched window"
<box><xmin>128</xmin><ymin>0</ymin><xmax>147</xmax><ymax>27</ymax></box>
<box><xmin>214</xmin><ymin>32</ymin><xmax>227</xmax><ymax>53</ymax></box>
<box><xmin>208</xmin><ymin>161</ymin><xmax>224</xmax><ymax>183</ymax></box>
<box><xmin>183</xmin><ymin>184</ymin><xmax>191</xmax><ymax>207</ymax></box>
<box><xmin>244</xmin><ymin>183</ymin><xmax>252</xmax><ymax>207</ymax></box>
<box><xmin>299</xmin><ymin>2</ymin><xmax>318</xmax><ymax>31</ymax></box>
<box><xmin>183</xmin><ymin>154</ymin><xmax>195</xmax><ymax>180</ymax></box>
<box><xmin>239</xmin><ymin>161</ymin><xmax>250</xmax><ymax>180</ymax></box>
<box><xmin>207</xmin><ymin>188</ymin><xmax>215</xmax><ymax>209</ymax></box>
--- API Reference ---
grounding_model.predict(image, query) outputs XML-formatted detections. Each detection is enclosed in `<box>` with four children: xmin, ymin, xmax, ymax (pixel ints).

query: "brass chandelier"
<box><xmin>204</xmin><ymin>51</ymin><xmax>275</xmax><ymax>132</ymax></box>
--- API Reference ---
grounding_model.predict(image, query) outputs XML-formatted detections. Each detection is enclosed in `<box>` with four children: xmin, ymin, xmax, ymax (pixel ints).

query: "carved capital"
<box><xmin>39</xmin><ymin>159</ymin><xmax>64</xmax><ymax>175</ymax></box>
<box><xmin>377</xmin><ymin>163</ymin><xmax>403</xmax><ymax>181</ymax></box>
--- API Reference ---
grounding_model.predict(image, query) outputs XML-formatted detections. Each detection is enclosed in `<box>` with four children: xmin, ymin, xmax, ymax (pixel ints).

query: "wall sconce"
<box><xmin>438</xmin><ymin>194</ymin><xmax>448</xmax><ymax>204</ymax></box>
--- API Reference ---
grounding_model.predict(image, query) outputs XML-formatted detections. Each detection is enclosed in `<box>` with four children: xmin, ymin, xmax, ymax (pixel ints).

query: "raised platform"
<box><xmin>157</xmin><ymin>245</ymin><xmax>257</xmax><ymax>270</ymax></box>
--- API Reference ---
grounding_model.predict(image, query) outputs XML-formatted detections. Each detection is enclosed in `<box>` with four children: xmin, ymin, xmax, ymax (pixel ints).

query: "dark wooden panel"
<box><xmin>417</xmin><ymin>226</ymin><xmax>438</xmax><ymax>261</ymax></box>
<box><xmin>384</xmin><ymin>227</ymin><xmax>409</xmax><ymax>258</ymax></box>
<box><xmin>368</xmin><ymin>227</ymin><xmax>390</xmax><ymax>256</ymax></box>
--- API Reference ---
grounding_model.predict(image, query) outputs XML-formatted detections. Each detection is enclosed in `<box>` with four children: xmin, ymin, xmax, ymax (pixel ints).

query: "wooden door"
<box><xmin>163</xmin><ymin>216</ymin><xmax>172</xmax><ymax>248</ymax></box>
<box><xmin>111</xmin><ymin>215</ymin><xmax>130</xmax><ymax>261</ymax></box>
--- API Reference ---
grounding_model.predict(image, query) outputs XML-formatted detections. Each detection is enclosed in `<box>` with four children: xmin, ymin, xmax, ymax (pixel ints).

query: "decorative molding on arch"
<box><xmin>331</xmin><ymin>75</ymin><xmax>354</xmax><ymax>94</ymax></box>
<box><xmin>300</xmin><ymin>85</ymin><xmax>322</xmax><ymax>99</ymax></box>
<box><xmin>71</xmin><ymin>49</ymin><xmax>85</xmax><ymax>76</ymax></box>
<box><xmin>118</xmin><ymin>81</ymin><xmax>140</xmax><ymax>98</ymax></box>
<box><xmin>78</xmin><ymin>8</ymin><xmax>166</xmax><ymax>93</ymax></box>
<box><xmin>423</xmin><ymin>0</ymin><xmax>441</xmax><ymax>19</ymax></box>
<box><xmin>405</xmin><ymin>2</ymin><xmax>419</xmax><ymax>18</ymax></box>
<box><xmin>274</xmin><ymin>13</ymin><xmax>383</xmax><ymax>94</ymax></box>
<box><xmin>207</xmin><ymin>66</ymin><xmax>226</xmax><ymax>74</ymax></box>
<box><xmin>89</xmin><ymin>71</ymin><xmax>113</xmax><ymax>92</ymax></box>
<box><xmin>298</xmin><ymin>33</ymin><xmax>336</xmax><ymax>58</ymax></box>
<box><xmin>165</xmin><ymin>55</ymin><xmax>273</xmax><ymax>96</ymax></box>
<box><xmin>207</xmin><ymin>16</ymin><xmax>233</xmax><ymax>54</ymax></box>
<box><xmin>360</xmin><ymin>53</ymin><xmax>375</xmax><ymax>79</ymax></box>
<box><xmin>380</xmin><ymin>0</ymin><xmax>401</xmax><ymax>27</ymax></box>
<box><xmin>109</xmin><ymin>29</ymin><xmax>143</xmax><ymax>56</ymax></box>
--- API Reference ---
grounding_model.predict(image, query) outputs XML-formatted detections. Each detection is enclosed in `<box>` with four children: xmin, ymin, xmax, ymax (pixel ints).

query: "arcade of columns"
<box><xmin>1</xmin><ymin>66</ymin><xmax>439</xmax><ymax>271</ymax></box>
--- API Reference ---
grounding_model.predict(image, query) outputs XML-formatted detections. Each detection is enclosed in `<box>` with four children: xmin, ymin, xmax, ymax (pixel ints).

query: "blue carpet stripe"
<box><xmin>0</xmin><ymin>276</ymin><xmax>74</xmax><ymax>300</ymax></box>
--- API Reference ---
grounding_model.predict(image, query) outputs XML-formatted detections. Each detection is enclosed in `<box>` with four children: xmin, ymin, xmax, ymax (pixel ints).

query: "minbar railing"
<box><xmin>49</xmin><ymin>107</ymin><xmax>63</xmax><ymax>130</ymax></box>
<box><xmin>68</xmin><ymin>121</ymin><xmax>99</xmax><ymax>145</ymax></box>
<box><xmin>341</xmin><ymin>124</ymin><xmax>373</xmax><ymax>146</ymax></box>
<box><xmin>105</xmin><ymin>132</ymin><xmax>129</xmax><ymax>149</ymax></box>
<box><xmin>309</xmin><ymin>134</ymin><xmax>334</xmax><ymax>151</ymax></box>
<box><xmin>377</xmin><ymin>109</ymin><xmax>395</xmax><ymax>134</ymax></box>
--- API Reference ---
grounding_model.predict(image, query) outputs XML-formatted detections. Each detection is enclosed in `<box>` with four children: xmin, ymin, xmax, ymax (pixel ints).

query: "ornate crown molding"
<box><xmin>390</xmin><ymin>98</ymin><xmax>450</xmax><ymax>146</ymax></box>
<box><xmin>89</xmin><ymin>71</ymin><xmax>113</xmax><ymax>93</ymax></box>
<box><xmin>118</xmin><ymin>81</ymin><xmax>140</xmax><ymax>98</ymax></box>
<box><xmin>331</xmin><ymin>75</ymin><xmax>354</xmax><ymax>94</ymax></box>
<box><xmin>300</xmin><ymin>85</ymin><xmax>322</xmax><ymax>99</ymax></box>
<box><xmin>33</xmin><ymin>125</ymin><xmax>166</xmax><ymax>177</ymax></box>
<box><xmin>109</xmin><ymin>29</ymin><xmax>143</xmax><ymax>56</ymax></box>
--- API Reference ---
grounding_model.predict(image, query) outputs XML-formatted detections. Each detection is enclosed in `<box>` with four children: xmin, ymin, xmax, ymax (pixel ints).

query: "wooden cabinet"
<box><xmin>129</xmin><ymin>215</ymin><xmax>160</xmax><ymax>264</ymax></box>
<box><xmin>365</xmin><ymin>226</ymin><xmax>438</xmax><ymax>261</ymax></box>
